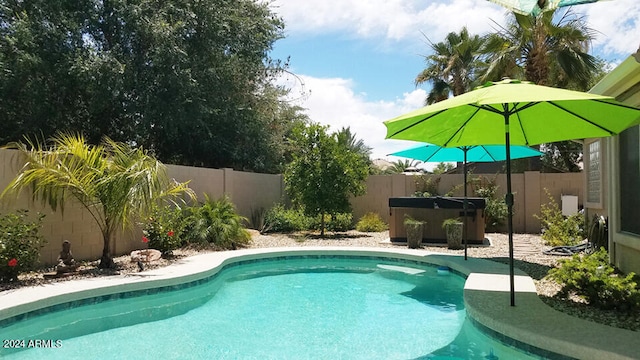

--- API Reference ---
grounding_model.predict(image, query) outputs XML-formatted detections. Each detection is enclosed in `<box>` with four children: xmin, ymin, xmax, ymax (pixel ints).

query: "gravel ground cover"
<box><xmin>3</xmin><ymin>231</ymin><xmax>639</xmax><ymax>332</ymax></box>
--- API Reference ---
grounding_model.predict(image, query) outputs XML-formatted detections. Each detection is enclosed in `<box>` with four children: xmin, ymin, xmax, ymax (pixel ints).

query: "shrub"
<box><xmin>356</xmin><ymin>212</ymin><xmax>388</xmax><ymax>232</ymax></box>
<box><xmin>472</xmin><ymin>175</ymin><xmax>508</xmax><ymax>232</ymax></box>
<box><xmin>413</xmin><ymin>175</ymin><xmax>461</xmax><ymax>197</ymax></box>
<box><xmin>535</xmin><ymin>189</ymin><xmax>585</xmax><ymax>246</ymax></box>
<box><xmin>141</xmin><ymin>205</ymin><xmax>184</xmax><ymax>254</ymax></box>
<box><xmin>548</xmin><ymin>248</ymin><xmax>640</xmax><ymax>310</ymax></box>
<box><xmin>250</xmin><ymin>207</ymin><xmax>267</xmax><ymax>232</ymax></box>
<box><xmin>263</xmin><ymin>204</ymin><xmax>311</xmax><ymax>233</ymax></box>
<box><xmin>182</xmin><ymin>195</ymin><xmax>250</xmax><ymax>250</ymax></box>
<box><xmin>310</xmin><ymin>213</ymin><xmax>353</xmax><ymax>232</ymax></box>
<box><xmin>0</xmin><ymin>210</ymin><xmax>46</xmax><ymax>283</ymax></box>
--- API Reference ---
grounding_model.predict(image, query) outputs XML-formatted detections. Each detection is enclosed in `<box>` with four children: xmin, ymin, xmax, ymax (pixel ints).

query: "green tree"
<box><xmin>1</xmin><ymin>133</ymin><xmax>195</xmax><ymax>268</ymax></box>
<box><xmin>284</xmin><ymin>124</ymin><xmax>368</xmax><ymax>236</ymax></box>
<box><xmin>0</xmin><ymin>0</ymin><xmax>292</xmax><ymax>173</ymax></box>
<box><xmin>481</xmin><ymin>10</ymin><xmax>598</xmax><ymax>88</ymax></box>
<box><xmin>415</xmin><ymin>27</ymin><xmax>486</xmax><ymax>104</ymax></box>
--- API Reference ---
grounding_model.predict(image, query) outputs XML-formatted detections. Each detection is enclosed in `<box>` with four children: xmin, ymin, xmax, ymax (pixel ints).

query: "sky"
<box><xmin>267</xmin><ymin>0</ymin><xmax>640</xmax><ymax>169</ymax></box>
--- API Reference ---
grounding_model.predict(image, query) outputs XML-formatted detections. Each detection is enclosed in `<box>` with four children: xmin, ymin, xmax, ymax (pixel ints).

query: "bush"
<box><xmin>0</xmin><ymin>210</ymin><xmax>46</xmax><ymax>283</ymax></box>
<box><xmin>310</xmin><ymin>213</ymin><xmax>353</xmax><ymax>232</ymax></box>
<box><xmin>182</xmin><ymin>195</ymin><xmax>250</xmax><ymax>250</ymax></box>
<box><xmin>535</xmin><ymin>189</ymin><xmax>585</xmax><ymax>246</ymax></box>
<box><xmin>356</xmin><ymin>212</ymin><xmax>388</xmax><ymax>232</ymax></box>
<box><xmin>472</xmin><ymin>176</ymin><xmax>508</xmax><ymax>232</ymax></box>
<box><xmin>263</xmin><ymin>204</ymin><xmax>311</xmax><ymax>233</ymax></box>
<box><xmin>548</xmin><ymin>248</ymin><xmax>640</xmax><ymax>310</ymax></box>
<box><xmin>141</xmin><ymin>205</ymin><xmax>184</xmax><ymax>254</ymax></box>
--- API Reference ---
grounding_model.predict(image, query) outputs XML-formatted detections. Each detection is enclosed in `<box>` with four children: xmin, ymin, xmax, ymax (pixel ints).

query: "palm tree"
<box><xmin>336</xmin><ymin>126</ymin><xmax>372</xmax><ymax>159</ymax></box>
<box><xmin>481</xmin><ymin>10</ymin><xmax>598</xmax><ymax>89</ymax></box>
<box><xmin>389</xmin><ymin>159</ymin><xmax>422</xmax><ymax>174</ymax></box>
<box><xmin>336</xmin><ymin>126</ymin><xmax>375</xmax><ymax>173</ymax></box>
<box><xmin>1</xmin><ymin>133</ymin><xmax>196</xmax><ymax>268</ymax></box>
<box><xmin>415</xmin><ymin>27</ymin><xmax>486</xmax><ymax>105</ymax></box>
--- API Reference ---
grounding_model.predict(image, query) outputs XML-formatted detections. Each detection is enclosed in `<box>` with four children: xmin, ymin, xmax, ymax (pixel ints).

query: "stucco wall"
<box><xmin>0</xmin><ymin>149</ymin><xmax>284</xmax><ymax>265</ymax></box>
<box><xmin>1</xmin><ymin>147</ymin><xmax>584</xmax><ymax>266</ymax></box>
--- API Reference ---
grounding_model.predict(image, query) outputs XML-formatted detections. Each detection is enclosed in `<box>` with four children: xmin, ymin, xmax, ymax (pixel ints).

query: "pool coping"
<box><xmin>0</xmin><ymin>247</ymin><xmax>638</xmax><ymax>360</ymax></box>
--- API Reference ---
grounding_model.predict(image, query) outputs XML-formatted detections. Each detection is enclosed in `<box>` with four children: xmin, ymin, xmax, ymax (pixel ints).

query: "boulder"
<box><xmin>130</xmin><ymin>249</ymin><xmax>162</xmax><ymax>262</ymax></box>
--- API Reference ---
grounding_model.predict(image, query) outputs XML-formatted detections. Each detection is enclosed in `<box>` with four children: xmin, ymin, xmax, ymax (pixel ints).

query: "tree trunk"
<box><xmin>320</xmin><ymin>212</ymin><xmax>325</xmax><ymax>237</ymax></box>
<box><xmin>99</xmin><ymin>230</ymin><xmax>115</xmax><ymax>269</ymax></box>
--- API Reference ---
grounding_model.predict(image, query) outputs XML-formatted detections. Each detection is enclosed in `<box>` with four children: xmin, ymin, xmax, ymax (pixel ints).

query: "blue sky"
<box><xmin>268</xmin><ymin>0</ymin><xmax>640</xmax><ymax>167</ymax></box>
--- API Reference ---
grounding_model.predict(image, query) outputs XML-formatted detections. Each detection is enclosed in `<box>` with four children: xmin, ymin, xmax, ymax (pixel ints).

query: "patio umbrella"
<box><xmin>389</xmin><ymin>144</ymin><xmax>542</xmax><ymax>260</ymax></box>
<box><xmin>487</xmin><ymin>0</ymin><xmax>610</xmax><ymax>16</ymax></box>
<box><xmin>384</xmin><ymin>78</ymin><xmax>640</xmax><ymax>306</ymax></box>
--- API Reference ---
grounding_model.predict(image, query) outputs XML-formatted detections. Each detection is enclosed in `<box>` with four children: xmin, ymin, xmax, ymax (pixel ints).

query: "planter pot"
<box><xmin>405</xmin><ymin>222</ymin><xmax>424</xmax><ymax>249</ymax></box>
<box><xmin>445</xmin><ymin>222</ymin><xmax>464</xmax><ymax>249</ymax></box>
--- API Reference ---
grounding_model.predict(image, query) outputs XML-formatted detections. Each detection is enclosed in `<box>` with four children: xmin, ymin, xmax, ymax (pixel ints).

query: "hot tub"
<box><xmin>388</xmin><ymin>197</ymin><xmax>486</xmax><ymax>244</ymax></box>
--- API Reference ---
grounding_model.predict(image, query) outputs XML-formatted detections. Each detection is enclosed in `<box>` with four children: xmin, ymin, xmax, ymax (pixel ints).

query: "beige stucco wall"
<box><xmin>0</xmin><ymin>149</ymin><xmax>284</xmax><ymax>265</ymax></box>
<box><xmin>2</xmin><ymin>146</ymin><xmax>585</xmax><ymax>266</ymax></box>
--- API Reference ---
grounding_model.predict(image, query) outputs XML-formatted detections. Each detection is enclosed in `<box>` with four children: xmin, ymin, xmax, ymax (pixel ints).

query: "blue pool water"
<box><xmin>1</xmin><ymin>257</ymin><xmax>542</xmax><ymax>359</ymax></box>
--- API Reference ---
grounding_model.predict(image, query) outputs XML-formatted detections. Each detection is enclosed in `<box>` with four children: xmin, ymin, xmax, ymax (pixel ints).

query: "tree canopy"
<box><xmin>0</xmin><ymin>0</ymin><xmax>302</xmax><ymax>173</ymax></box>
<box><xmin>284</xmin><ymin>124</ymin><xmax>369</xmax><ymax>235</ymax></box>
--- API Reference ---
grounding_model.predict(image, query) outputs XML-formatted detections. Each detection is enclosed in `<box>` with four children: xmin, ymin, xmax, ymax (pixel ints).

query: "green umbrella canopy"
<box><xmin>389</xmin><ymin>144</ymin><xmax>542</xmax><ymax>163</ymax></box>
<box><xmin>385</xmin><ymin>79</ymin><xmax>640</xmax><ymax>147</ymax></box>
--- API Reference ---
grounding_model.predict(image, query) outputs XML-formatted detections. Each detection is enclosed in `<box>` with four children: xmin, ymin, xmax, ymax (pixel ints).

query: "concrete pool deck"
<box><xmin>1</xmin><ymin>247</ymin><xmax>638</xmax><ymax>360</ymax></box>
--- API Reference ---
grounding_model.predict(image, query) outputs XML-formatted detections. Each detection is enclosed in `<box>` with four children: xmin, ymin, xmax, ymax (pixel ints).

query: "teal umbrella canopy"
<box><xmin>487</xmin><ymin>0</ymin><xmax>610</xmax><ymax>16</ymax></box>
<box><xmin>383</xmin><ymin>79</ymin><xmax>640</xmax><ymax>306</ymax></box>
<box><xmin>389</xmin><ymin>144</ymin><xmax>542</xmax><ymax>163</ymax></box>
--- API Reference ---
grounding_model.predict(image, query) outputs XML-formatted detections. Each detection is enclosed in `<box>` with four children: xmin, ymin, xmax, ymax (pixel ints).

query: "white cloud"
<box><xmin>583</xmin><ymin>0</ymin><xmax>640</xmax><ymax>58</ymax></box>
<box><xmin>281</xmin><ymin>74</ymin><xmax>427</xmax><ymax>160</ymax></box>
<box><xmin>271</xmin><ymin>0</ymin><xmax>506</xmax><ymax>45</ymax></box>
<box><xmin>270</xmin><ymin>0</ymin><xmax>637</xmax><ymax>59</ymax></box>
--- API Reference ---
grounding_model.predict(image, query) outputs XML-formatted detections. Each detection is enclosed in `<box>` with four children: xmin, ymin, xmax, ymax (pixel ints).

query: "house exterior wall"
<box><xmin>589</xmin><ymin>54</ymin><xmax>640</xmax><ymax>275</ymax></box>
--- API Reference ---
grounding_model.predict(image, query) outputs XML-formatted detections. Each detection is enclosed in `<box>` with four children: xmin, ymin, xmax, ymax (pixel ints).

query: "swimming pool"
<box><xmin>0</xmin><ymin>255</ymin><xmax>543</xmax><ymax>359</ymax></box>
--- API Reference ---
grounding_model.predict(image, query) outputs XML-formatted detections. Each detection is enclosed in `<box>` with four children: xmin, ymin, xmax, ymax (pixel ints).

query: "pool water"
<box><xmin>1</xmin><ymin>257</ymin><xmax>540</xmax><ymax>359</ymax></box>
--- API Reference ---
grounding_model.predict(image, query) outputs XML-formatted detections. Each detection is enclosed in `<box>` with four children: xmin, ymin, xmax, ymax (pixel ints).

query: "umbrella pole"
<box><xmin>463</xmin><ymin>148</ymin><xmax>468</xmax><ymax>261</ymax></box>
<box><xmin>504</xmin><ymin>107</ymin><xmax>516</xmax><ymax>307</ymax></box>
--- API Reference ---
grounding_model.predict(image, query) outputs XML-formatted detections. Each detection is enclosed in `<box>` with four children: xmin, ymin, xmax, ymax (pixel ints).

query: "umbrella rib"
<box><xmin>513</xmin><ymin>110</ymin><xmax>533</xmax><ymax>145</ymax></box>
<box><xmin>479</xmin><ymin>145</ymin><xmax>500</xmax><ymax>162</ymax></box>
<box><xmin>547</xmin><ymin>101</ymin><xmax>617</xmax><ymax>135</ymax></box>
<box><xmin>442</xmin><ymin>108</ymin><xmax>482</xmax><ymax>146</ymax></box>
<box><xmin>592</xmin><ymin>98</ymin><xmax>640</xmax><ymax>111</ymax></box>
<box><xmin>387</xmin><ymin>109</ymin><xmax>448</xmax><ymax>138</ymax></box>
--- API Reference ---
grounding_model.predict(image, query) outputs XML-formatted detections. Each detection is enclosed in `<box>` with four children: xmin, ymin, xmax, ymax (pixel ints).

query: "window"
<box><xmin>620</xmin><ymin>126</ymin><xmax>640</xmax><ymax>235</ymax></box>
<box><xmin>586</xmin><ymin>140</ymin><xmax>602</xmax><ymax>207</ymax></box>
